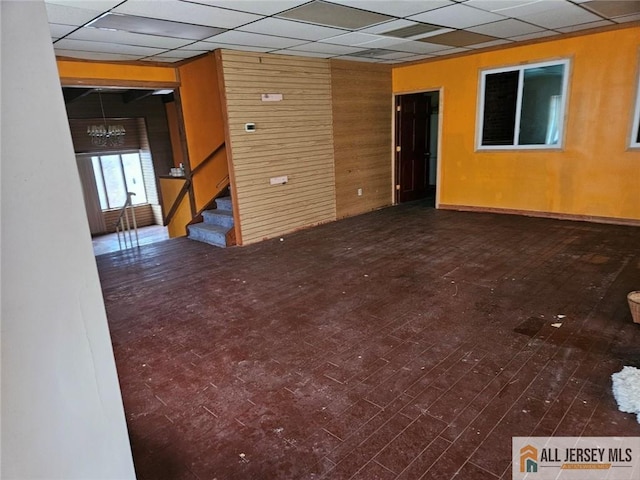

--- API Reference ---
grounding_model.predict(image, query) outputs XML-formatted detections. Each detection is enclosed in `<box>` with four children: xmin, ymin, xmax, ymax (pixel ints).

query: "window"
<box><xmin>92</xmin><ymin>152</ymin><xmax>148</xmax><ymax>209</ymax></box>
<box><xmin>478</xmin><ymin>60</ymin><xmax>569</xmax><ymax>149</ymax></box>
<box><xmin>631</xmin><ymin>79</ymin><xmax>640</xmax><ymax>148</ymax></box>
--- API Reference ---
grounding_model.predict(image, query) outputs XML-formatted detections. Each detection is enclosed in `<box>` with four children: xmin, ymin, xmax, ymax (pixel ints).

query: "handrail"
<box><xmin>113</xmin><ymin>192</ymin><xmax>139</xmax><ymax>250</ymax></box>
<box><xmin>215</xmin><ymin>174</ymin><xmax>229</xmax><ymax>190</ymax></box>
<box><xmin>161</xmin><ymin>141</ymin><xmax>228</xmax><ymax>236</ymax></box>
<box><xmin>189</xmin><ymin>141</ymin><xmax>225</xmax><ymax>177</ymax></box>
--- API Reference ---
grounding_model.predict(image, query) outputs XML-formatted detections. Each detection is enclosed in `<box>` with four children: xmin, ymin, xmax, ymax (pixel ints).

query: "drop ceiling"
<box><xmin>46</xmin><ymin>0</ymin><xmax>640</xmax><ymax>64</ymax></box>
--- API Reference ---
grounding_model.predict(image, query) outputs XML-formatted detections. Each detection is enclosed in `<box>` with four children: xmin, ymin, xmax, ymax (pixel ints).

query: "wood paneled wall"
<box><xmin>220</xmin><ymin>51</ymin><xmax>336</xmax><ymax>245</ymax></box>
<box><xmin>331</xmin><ymin>60</ymin><xmax>392</xmax><ymax>219</ymax></box>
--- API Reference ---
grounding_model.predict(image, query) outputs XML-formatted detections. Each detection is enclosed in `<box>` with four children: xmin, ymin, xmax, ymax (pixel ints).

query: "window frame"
<box><xmin>91</xmin><ymin>150</ymin><xmax>148</xmax><ymax>210</ymax></box>
<box><xmin>630</xmin><ymin>76</ymin><xmax>640</xmax><ymax>148</ymax></box>
<box><xmin>476</xmin><ymin>58</ymin><xmax>571</xmax><ymax>151</ymax></box>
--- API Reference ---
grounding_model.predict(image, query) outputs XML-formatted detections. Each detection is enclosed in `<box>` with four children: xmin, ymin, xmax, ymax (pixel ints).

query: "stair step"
<box><xmin>202</xmin><ymin>209</ymin><xmax>234</xmax><ymax>228</ymax></box>
<box><xmin>187</xmin><ymin>223</ymin><xmax>229</xmax><ymax>248</ymax></box>
<box><xmin>215</xmin><ymin>196</ymin><xmax>232</xmax><ymax>211</ymax></box>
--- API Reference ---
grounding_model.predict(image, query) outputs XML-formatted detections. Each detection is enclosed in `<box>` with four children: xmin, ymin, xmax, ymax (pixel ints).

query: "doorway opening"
<box><xmin>63</xmin><ymin>87</ymin><xmax>178</xmax><ymax>254</ymax></box>
<box><xmin>394</xmin><ymin>90</ymin><xmax>440</xmax><ymax>206</ymax></box>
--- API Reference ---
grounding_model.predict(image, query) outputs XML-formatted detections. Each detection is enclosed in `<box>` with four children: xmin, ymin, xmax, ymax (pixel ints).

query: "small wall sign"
<box><xmin>261</xmin><ymin>93</ymin><xmax>283</xmax><ymax>102</ymax></box>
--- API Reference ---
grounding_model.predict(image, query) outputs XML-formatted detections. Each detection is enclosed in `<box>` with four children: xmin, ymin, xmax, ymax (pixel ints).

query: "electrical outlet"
<box><xmin>357</xmin><ymin>188</ymin><xmax>363</xmax><ymax>196</ymax></box>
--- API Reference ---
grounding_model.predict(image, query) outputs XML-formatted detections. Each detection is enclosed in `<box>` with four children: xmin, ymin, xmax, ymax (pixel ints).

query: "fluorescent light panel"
<box><xmin>90</xmin><ymin>13</ymin><xmax>225</xmax><ymax>40</ymax></box>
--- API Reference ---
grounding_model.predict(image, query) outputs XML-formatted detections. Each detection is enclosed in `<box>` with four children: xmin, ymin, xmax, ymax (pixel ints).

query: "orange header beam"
<box><xmin>57</xmin><ymin>58</ymin><xmax>179</xmax><ymax>88</ymax></box>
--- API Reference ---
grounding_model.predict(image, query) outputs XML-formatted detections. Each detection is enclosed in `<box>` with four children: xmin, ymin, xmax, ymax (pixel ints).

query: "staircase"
<box><xmin>187</xmin><ymin>196</ymin><xmax>234</xmax><ymax>247</ymax></box>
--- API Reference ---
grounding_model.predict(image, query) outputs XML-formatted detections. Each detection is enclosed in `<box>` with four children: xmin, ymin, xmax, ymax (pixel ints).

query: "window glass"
<box><xmin>482</xmin><ymin>71</ymin><xmax>519</xmax><ymax>146</ymax></box>
<box><xmin>519</xmin><ymin>64</ymin><xmax>565</xmax><ymax>145</ymax></box>
<box><xmin>479</xmin><ymin>60</ymin><xmax>569</xmax><ymax>149</ymax></box>
<box><xmin>101</xmin><ymin>155</ymin><xmax>127</xmax><ymax>208</ymax></box>
<box><xmin>121</xmin><ymin>153</ymin><xmax>147</xmax><ymax>205</ymax></box>
<box><xmin>90</xmin><ymin>152</ymin><xmax>147</xmax><ymax>209</ymax></box>
<box><xmin>92</xmin><ymin>156</ymin><xmax>108</xmax><ymax>210</ymax></box>
<box><xmin>632</xmin><ymin>80</ymin><xmax>640</xmax><ymax>148</ymax></box>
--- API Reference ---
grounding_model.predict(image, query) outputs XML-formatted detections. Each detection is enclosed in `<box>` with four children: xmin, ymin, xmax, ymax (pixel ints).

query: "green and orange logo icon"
<box><xmin>520</xmin><ymin>445</ymin><xmax>538</xmax><ymax>473</ymax></box>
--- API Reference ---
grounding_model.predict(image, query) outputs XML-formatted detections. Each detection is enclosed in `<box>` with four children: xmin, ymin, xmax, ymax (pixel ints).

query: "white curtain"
<box><xmin>75</xmin><ymin>155</ymin><xmax>106</xmax><ymax>235</ymax></box>
<box><xmin>545</xmin><ymin>95</ymin><xmax>561</xmax><ymax>145</ymax></box>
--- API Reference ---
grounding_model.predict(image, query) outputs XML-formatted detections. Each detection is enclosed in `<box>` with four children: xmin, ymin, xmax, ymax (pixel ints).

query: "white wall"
<box><xmin>0</xmin><ymin>2</ymin><xmax>136</xmax><ymax>478</ymax></box>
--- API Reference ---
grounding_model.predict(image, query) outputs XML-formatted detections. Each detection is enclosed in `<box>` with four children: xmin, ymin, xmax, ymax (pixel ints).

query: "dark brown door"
<box><xmin>396</xmin><ymin>93</ymin><xmax>431</xmax><ymax>203</ymax></box>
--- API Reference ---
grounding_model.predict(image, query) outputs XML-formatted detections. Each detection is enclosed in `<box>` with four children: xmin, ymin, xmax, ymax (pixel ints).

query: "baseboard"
<box><xmin>438</xmin><ymin>204</ymin><xmax>640</xmax><ymax>228</ymax></box>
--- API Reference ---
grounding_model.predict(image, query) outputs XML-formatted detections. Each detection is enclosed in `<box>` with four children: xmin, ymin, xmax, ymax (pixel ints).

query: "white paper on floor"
<box><xmin>611</xmin><ymin>366</ymin><xmax>640</xmax><ymax>423</ymax></box>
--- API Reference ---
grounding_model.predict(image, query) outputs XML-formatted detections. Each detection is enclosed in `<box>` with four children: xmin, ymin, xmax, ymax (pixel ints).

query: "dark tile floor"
<box><xmin>97</xmin><ymin>201</ymin><xmax>640</xmax><ymax>480</ymax></box>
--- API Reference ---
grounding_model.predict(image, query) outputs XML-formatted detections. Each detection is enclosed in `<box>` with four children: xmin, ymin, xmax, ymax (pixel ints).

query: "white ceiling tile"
<box><xmin>202</xmin><ymin>30</ymin><xmax>307</xmax><ymax>49</ymax></box>
<box><xmin>467</xmin><ymin>38</ymin><xmax>512</xmax><ymax>49</ymax></box>
<box><xmin>490</xmin><ymin>0</ymin><xmax>566</xmax><ymax>17</ymax></box>
<box><xmin>239</xmin><ymin>17</ymin><xmax>347</xmax><ymax>41</ymax></box>
<box><xmin>271</xmin><ymin>49</ymin><xmax>337</xmax><ymax>58</ymax></box>
<box><xmin>556</xmin><ymin>19</ymin><xmax>614</xmax><ymax>33</ymax></box>
<box><xmin>66</xmin><ymin>27</ymin><xmax>195</xmax><ymax>49</ymax></box>
<box><xmin>142</xmin><ymin>56</ymin><xmax>186</xmax><ymax>63</ymax></box>
<box><xmin>508</xmin><ymin>30</ymin><xmax>559</xmax><ymax>41</ymax></box>
<box><xmin>469</xmin><ymin>18</ymin><xmax>544</xmax><ymax>37</ymax></box>
<box><xmin>358</xmin><ymin>19</ymin><xmax>419</xmax><ymax>34</ymax></box>
<box><xmin>44</xmin><ymin>0</ymin><xmax>122</xmax><ymax>9</ymax></box>
<box><xmin>363</xmin><ymin>36</ymin><xmax>414</xmax><ymax>48</ymax></box>
<box><xmin>400</xmin><ymin>53</ymin><xmax>437</xmax><ymax>61</ymax></box>
<box><xmin>408</xmin><ymin>3</ymin><xmax>506</xmax><ymax>28</ymax></box>
<box><xmin>54</xmin><ymin>38</ymin><xmax>167</xmax><ymax>56</ymax></box>
<box><xmin>319</xmin><ymin>32</ymin><xmax>412</xmax><ymax>48</ymax></box>
<box><xmin>186</xmin><ymin>0</ymin><xmax>310</xmax><ymax>15</ymax></box>
<box><xmin>464</xmin><ymin>0</ymin><xmax>544</xmax><ymax>13</ymax></box>
<box><xmin>45</xmin><ymin>3</ymin><xmax>103</xmax><ymax>26</ymax></box>
<box><xmin>375</xmin><ymin>51</ymin><xmax>416</xmax><ymax>60</ymax></box>
<box><xmin>411</xmin><ymin>27</ymin><xmax>455</xmax><ymax>40</ymax></box>
<box><xmin>333</xmin><ymin>54</ymin><xmax>381</xmax><ymax>63</ymax></box>
<box><xmin>53</xmin><ymin>49</ymin><xmax>144</xmax><ymax>61</ymax></box>
<box><xmin>184</xmin><ymin>41</ymin><xmax>273</xmax><ymax>52</ymax></box>
<box><xmin>219</xmin><ymin>45</ymin><xmax>279</xmax><ymax>53</ymax></box>
<box><xmin>113</xmin><ymin>0</ymin><xmax>262</xmax><ymax>29</ymax></box>
<box><xmin>289</xmin><ymin>42</ymin><xmax>366</xmax><ymax>54</ymax></box>
<box><xmin>49</xmin><ymin>23</ymin><xmax>77</xmax><ymax>38</ymax></box>
<box><xmin>613</xmin><ymin>13</ymin><xmax>640</xmax><ymax>23</ymax></box>
<box><xmin>430</xmin><ymin>46</ymin><xmax>470</xmax><ymax>55</ymax></box>
<box><xmin>517</xmin><ymin>2</ymin><xmax>602</xmax><ymax>29</ymax></box>
<box><xmin>147</xmin><ymin>49</ymin><xmax>208</xmax><ymax>59</ymax></box>
<box><xmin>329</xmin><ymin>0</ymin><xmax>456</xmax><ymax>17</ymax></box>
<box><xmin>389</xmin><ymin>40</ymin><xmax>453</xmax><ymax>54</ymax></box>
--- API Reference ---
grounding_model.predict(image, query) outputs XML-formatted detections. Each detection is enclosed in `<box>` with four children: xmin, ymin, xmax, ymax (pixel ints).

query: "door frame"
<box><xmin>392</xmin><ymin>88</ymin><xmax>444</xmax><ymax>207</ymax></box>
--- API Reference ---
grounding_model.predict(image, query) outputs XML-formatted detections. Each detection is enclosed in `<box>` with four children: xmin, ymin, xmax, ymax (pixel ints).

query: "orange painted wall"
<box><xmin>393</xmin><ymin>26</ymin><xmax>640</xmax><ymax>222</ymax></box>
<box><xmin>57</xmin><ymin>59</ymin><xmax>177</xmax><ymax>85</ymax></box>
<box><xmin>177</xmin><ymin>53</ymin><xmax>226</xmax><ymax>170</ymax></box>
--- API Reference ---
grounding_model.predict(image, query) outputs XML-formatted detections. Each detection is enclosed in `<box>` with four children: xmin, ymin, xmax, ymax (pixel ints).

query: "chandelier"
<box><xmin>87</xmin><ymin>91</ymin><xmax>126</xmax><ymax>147</ymax></box>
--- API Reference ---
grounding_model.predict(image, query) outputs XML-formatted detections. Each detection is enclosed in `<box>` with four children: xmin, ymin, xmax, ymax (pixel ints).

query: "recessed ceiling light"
<box><xmin>277</xmin><ymin>1</ymin><xmax>394</xmax><ymax>30</ymax></box>
<box><xmin>89</xmin><ymin>13</ymin><xmax>225</xmax><ymax>40</ymax></box>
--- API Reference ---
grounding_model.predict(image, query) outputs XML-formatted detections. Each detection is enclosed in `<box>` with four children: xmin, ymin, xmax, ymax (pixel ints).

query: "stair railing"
<box><xmin>114</xmin><ymin>192</ymin><xmax>139</xmax><ymax>250</ymax></box>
